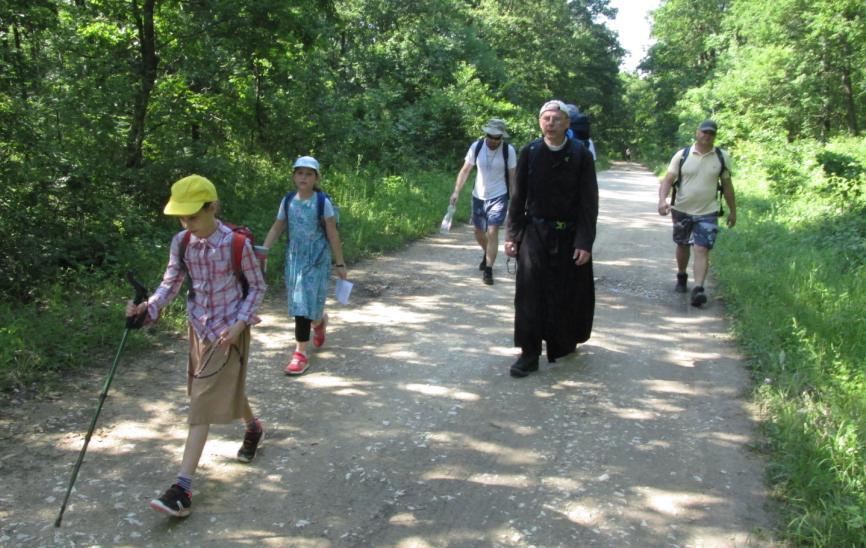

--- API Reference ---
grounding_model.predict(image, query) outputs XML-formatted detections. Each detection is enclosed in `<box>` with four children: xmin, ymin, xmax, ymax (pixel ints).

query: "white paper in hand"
<box><xmin>335</xmin><ymin>279</ymin><xmax>353</xmax><ymax>305</ymax></box>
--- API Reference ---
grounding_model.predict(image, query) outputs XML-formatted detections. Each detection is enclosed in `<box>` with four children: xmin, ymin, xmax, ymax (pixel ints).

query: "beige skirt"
<box><xmin>186</xmin><ymin>325</ymin><xmax>250</xmax><ymax>425</ymax></box>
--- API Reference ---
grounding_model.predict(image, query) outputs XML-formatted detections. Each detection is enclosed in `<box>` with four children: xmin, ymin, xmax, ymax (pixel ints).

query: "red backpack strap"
<box><xmin>230</xmin><ymin>231</ymin><xmax>251</xmax><ymax>299</ymax></box>
<box><xmin>230</xmin><ymin>232</ymin><xmax>246</xmax><ymax>276</ymax></box>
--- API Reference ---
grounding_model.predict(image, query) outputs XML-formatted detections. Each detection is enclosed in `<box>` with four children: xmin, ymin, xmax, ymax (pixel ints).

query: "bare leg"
<box><xmin>692</xmin><ymin>245</ymin><xmax>709</xmax><ymax>286</ymax></box>
<box><xmin>241</xmin><ymin>401</ymin><xmax>254</xmax><ymax>423</ymax></box>
<box><xmin>179</xmin><ymin>424</ymin><xmax>210</xmax><ymax>477</ymax></box>
<box><xmin>474</xmin><ymin>227</ymin><xmax>487</xmax><ymax>255</ymax></box>
<box><xmin>486</xmin><ymin>225</ymin><xmax>500</xmax><ymax>266</ymax></box>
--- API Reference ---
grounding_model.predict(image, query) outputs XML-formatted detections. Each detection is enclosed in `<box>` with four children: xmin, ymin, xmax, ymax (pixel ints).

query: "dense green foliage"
<box><xmin>714</xmin><ymin>137</ymin><xmax>866</xmax><ymax>545</ymax></box>
<box><xmin>628</xmin><ymin>1</ymin><xmax>866</xmax><ymax>544</ymax></box>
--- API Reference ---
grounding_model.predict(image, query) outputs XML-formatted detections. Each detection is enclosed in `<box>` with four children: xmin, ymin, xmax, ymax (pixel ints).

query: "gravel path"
<box><xmin>0</xmin><ymin>162</ymin><xmax>778</xmax><ymax>546</ymax></box>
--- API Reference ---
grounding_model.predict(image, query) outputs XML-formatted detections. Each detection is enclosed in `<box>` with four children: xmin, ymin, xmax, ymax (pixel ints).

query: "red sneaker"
<box><xmin>312</xmin><ymin>314</ymin><xmax>328</xmax><ymax>348</ymax></box>
<box><xmin>284</xmin><ymin>351</ymin><xmax>310</xmax><ymax>375</ymax></box>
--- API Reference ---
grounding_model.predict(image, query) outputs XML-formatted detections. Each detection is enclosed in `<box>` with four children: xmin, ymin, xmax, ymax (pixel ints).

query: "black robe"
<box><xmin>506</xmin><ymin>137</ymin><xmax>599</xmax><ymax>361</ymax></box>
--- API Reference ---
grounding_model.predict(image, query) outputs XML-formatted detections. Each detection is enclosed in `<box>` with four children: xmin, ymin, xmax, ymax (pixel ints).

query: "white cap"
<box><xmin>293</xmin><ymin>156</ymin><xmax>320</xmax><ymax>173</ymax></box>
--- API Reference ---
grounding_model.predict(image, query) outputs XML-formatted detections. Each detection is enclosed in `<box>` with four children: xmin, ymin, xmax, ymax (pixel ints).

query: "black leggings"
<box><xmin>294</xmin><ymin>316</ymin><xmax>312</xmax><ymax>342</ymax></box>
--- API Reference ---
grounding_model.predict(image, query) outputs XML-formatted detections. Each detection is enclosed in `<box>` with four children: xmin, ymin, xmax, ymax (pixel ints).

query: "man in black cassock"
<box><xmin>504</xmin><ymin>100</ymin><xmax>598</xmax><ymax>378</ymax></box>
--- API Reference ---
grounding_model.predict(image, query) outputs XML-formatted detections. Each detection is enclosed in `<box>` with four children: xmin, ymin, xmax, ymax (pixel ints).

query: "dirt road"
<box><xmin>1</xmin><ymin>162</ymin><xmax>777</xmax><ymax>546</ymax></box>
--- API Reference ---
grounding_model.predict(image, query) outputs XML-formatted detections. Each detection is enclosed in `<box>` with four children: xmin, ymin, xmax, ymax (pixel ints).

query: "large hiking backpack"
<box><xmin>569</xmin><ymin>111</ymin><xmax>592</xmax><ymax>150</ymax></box>
<box><xmin>671</xmin><ymin>145</ymin><xmax>728</xmax><ymax>216</ymax></box>
<box><xmin>473</xmin><ymin>138</ymin><xmax>511</xmax><ymax>197</ymax></box>
<box><xmin>179</xmin><ymin>222</ymin><xmax>258</xmax><ymax>299</ymax></box>
<box><xmin>281</xmin><ymin>189</ymin><xmax>337</xmax><ymax>241</ymax></box>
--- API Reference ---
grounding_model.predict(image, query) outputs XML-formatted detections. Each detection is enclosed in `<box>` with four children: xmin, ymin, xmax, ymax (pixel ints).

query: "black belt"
<box><xmin>531</xmin><ymin>217</ymin><xmax>575</xmax><ymax>230</ymax></box>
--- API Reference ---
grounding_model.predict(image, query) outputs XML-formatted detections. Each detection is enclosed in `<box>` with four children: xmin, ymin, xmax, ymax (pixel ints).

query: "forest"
<box><xmin>2</xmin><ymin>0</ymin><xmax>865</xmax><ymax>544</ymax></box>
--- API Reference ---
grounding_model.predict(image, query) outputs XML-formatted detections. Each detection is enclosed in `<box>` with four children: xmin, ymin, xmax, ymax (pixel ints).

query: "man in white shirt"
<box><xmin>451</xmin><ymin>118</ymin><xmax>517</xmax><ymax>285</ymax></box>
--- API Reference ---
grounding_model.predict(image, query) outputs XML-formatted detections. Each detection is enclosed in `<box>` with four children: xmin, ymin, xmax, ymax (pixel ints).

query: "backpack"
<box><xmin>178</xmin><ymin>222</ymin><xmax>257</xmax><ymax>299</ymax></box>
<box><xmin>569</xmin><ymin>111</ymin><xmax>592</xmax><ymax>151</ymax></box>
<box><xmin>473</xmin><ymin>138</ymin><xmax>511</xmax><ymax>197</ymax></box>
<box><xmin>671</xmin><ymin>145</ymin><xmax>728</xmax><ymax>216</ymax></box>
<box><xmin>281</xmin><ymin>189</ymin><xmax>337</xmax><ymax>241</ymax></box>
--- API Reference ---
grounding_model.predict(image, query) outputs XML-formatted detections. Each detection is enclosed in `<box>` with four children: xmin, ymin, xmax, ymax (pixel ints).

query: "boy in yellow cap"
<box><xmin>126</xmin><ymin>174</ymin><xmax>266</xmax><ymax>517</ymax></box>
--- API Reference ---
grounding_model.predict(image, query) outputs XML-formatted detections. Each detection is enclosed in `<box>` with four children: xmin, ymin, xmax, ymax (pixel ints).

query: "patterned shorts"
<box><xmin>472</xmin><ymin>194</ymin><xmax>508</xmax><ymax>231</ymax></box>
<box><xmin>672</xmin><ymin>209</ymin><xmax>719</xmax><ymax>249</ymax></box>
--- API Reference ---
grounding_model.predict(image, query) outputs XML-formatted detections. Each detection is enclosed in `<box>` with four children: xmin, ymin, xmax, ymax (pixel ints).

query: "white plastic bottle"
<box><xmin>439</xmin><ymin>204</ymin><xmax>457</xmax><ymax>234</ymax></box>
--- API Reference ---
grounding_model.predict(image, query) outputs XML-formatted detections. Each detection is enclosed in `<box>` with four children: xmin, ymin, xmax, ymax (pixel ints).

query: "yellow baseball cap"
<box><xmin>163</xmin><ymin>175</ymin><xmax>218</xmax><ymax>216</ymax></box>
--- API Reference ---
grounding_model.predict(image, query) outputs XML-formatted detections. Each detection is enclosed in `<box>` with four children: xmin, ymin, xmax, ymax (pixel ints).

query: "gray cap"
<box><xmin>698</xmin><ymin>120</ymin><xmax>718</xmax><ymax>133</ymax></box>
<box><xmin>539</xmin><ymin>100</ymin><xmax>569</xmax><ymax>117</ymax></box>
<box><xmin>481</xmin><ymin>118</ymin><xmax>509</xmax><ymax>138</ymax></box>
<box><xmin>293</xmin><ymin>155</ymin><xmax>320</xmax><ymax>173</ymax></box>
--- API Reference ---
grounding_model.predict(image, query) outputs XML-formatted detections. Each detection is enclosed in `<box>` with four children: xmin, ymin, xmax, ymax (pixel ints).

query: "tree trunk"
<box><xmin>125</xmin><ymin>0</ymin><xmax>158</xmax><ymax>168</ymax></box>
<box><xmin>840</xmin><ymin>41</ymin><xmax>859</xmax><ymax>136</ymax></box>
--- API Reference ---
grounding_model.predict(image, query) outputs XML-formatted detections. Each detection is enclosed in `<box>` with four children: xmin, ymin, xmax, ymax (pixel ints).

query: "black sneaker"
<box><xmin>482</xmin><ymin>266</ymin><xmax>494</xmax><ymax>285</ymax></box>
<box><xmin>509</xmin><ymin>353</ymin><xmax>539</xmax><ymax>378</ymax></box>
<box><xmin>479</xmin><ymin>255</ymin><xmax>487</xmax><ymax>271</ymax></box>
<box><xmin>237</xmin><ymin>426</ymin><xmax>264</xmax><ymax>463</ymax></box>
<box><xmin>691</xmin><ymin>286</ymin><xmax>707</xmax><ymax>307</ymax></box>
<box><xmin>675</xmin><ymin>272</ymin><xmax>688</xmax><ymax>293</ymax></box>
<box><xmin>149</xmin><ymin>484</ymin><xmax>191</xmax><ymax>517</ymax></box>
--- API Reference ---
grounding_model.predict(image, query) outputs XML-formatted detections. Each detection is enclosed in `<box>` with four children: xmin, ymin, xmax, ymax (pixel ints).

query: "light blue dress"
<box><xmin>277</xmin><ymin>193</ymin><xmax>335</xmax><ymax>320</ymax></box>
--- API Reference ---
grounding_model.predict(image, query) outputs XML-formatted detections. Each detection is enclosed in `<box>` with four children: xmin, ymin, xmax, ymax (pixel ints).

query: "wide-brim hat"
<box><xmin>164</xmin><ymin>175</ymin><xmax>218</xmax><ymax>216</ymax></box>
<box><xmin>481</xmin><ymin>118</ymin><xmax>509</xmax><ymax>138</ymax></box>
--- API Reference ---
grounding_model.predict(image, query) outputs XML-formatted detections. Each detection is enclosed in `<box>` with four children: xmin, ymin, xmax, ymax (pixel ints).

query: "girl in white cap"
<box><xmin>262</xmin><ymin>156</ymin><xmax>347</xmax><ymax>375</ymax></box>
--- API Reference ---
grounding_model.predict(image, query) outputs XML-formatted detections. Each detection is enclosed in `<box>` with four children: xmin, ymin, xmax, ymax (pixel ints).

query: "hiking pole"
<box><xmin>54</xmin><ymin>270</ymin><xmax>148</xmax><ymax>527</ymax></box>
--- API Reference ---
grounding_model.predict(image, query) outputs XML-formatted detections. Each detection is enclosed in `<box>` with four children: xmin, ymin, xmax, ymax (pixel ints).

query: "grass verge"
<box><xmin>713</xmin><ymin>166</ymin><xmax>866</xmax><ymax>546</ymax></box>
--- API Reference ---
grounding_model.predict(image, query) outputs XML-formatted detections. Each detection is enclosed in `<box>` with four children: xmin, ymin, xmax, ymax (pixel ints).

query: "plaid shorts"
<box><xmin>471</xmin><ymin>194</ymin><xmax>508</xmax><ymax>231</ymax></box>
<box><xmin>672</xmin><ymin>209</ymin><xmax>719</xmax><ymax>249</ymax></box>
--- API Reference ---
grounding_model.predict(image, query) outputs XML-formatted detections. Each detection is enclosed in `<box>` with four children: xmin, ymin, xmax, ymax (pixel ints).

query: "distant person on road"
<box><xmin>262</xmin><ymin>156</ymin><xmax>348</xmax><ymax>375</ymax></box>
<box><xmin>451</xmin><ymin>118</ymin><xmax>517</xmax><ymax>286</ymax></box>
<box><xmin>126</xmin><ymin>175</ymin><xmax>267</xmax><ymax>518</ymax></box>
<box><xmin>658</xmin><ymin>119</ymin><xmax>736</xmax><ymax>306</ymax></box>
<box><xmin>625</xmin><ymin>147</ymin><xmax>631</xmax><ymax>161</ymax></box>
<box><xmin>504</xmin><ymin>100</ymin><xmax>598</xmax><ymax>378</ymax></box>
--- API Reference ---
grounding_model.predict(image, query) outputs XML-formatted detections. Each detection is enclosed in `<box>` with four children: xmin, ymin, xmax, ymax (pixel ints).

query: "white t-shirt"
<box><xmin>465</xmin><ymin>141</ymin><xmax>517</xmax><ymax>200</ymax></box>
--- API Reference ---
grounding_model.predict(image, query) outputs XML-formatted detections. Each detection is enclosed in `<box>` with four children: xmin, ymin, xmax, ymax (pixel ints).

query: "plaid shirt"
<box><xmin>147</xmin><ymin>221</ymin><xmax>266</xmax><ymax>342</ymax></box>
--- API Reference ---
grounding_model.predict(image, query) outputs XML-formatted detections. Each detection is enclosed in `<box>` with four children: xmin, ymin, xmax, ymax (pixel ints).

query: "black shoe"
<box><xmin>510</xmin><ymin>353</ymin><xmax>539</xmax><ymax>378</ymax></box>
<box><xmin>150</xmin><ymin>484</ymin><xmax>192</xmax><ymax>517</ymax></box>
<box><xmin>691</xmin><ymin>286</ymin><xmax>707</xmax><ymax>307</ymax></box>
<box><xmin>237</xmin><ymin>426</ymin><xmax>264</xmax><ymax>463</ymax></box>
<box><xmin>675</xmin><ymin>272</ymin><xmax>688</xmax><ymax>293</ymax></box>
<box><xmin>483</xmin><ymin>266</ymin><xmax>494</xmax><ymax>285</ymax></box>
<box><xmin>479</xmin><ymin>255</ymin><xmax>487</xmax><ymax>271</ymax></box>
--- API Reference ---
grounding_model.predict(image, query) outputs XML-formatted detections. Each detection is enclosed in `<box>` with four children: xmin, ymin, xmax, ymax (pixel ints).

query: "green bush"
<box><xmin>714</xmin><ymin>138</ymin><xmax>866</xmax><ymax>546</ymax></box>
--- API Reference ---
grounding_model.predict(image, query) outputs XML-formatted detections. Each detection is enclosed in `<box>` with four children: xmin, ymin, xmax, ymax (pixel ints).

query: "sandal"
<box><xmin>312</xmin><ymin>313</ymin><xmax>328</xmax><ymax>348</ymax></box>
<box><xmin>284</xmin><ymin>351</ymin><xmax>310</xmax><ymax>375</ymax></box>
